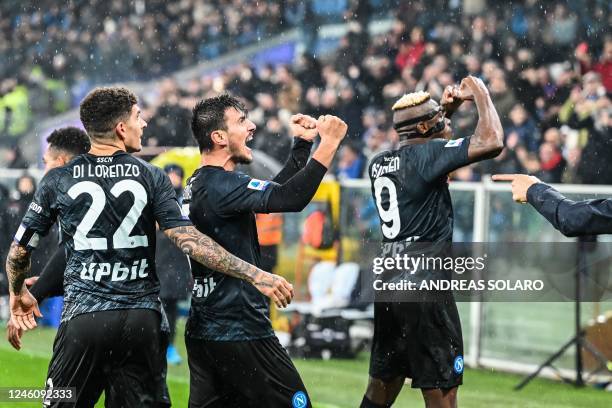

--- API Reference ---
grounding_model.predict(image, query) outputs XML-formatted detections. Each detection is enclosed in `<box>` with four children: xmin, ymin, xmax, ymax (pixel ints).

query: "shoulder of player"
<box><xmin>368</xmin><ymin>149</ymin><xmax>394</xmax><ymax>170</ymax></box>
<box><xmin>186</xmin><ymin>167</ymin><xmax>239</xmax><ymax>193</ymax></box>
<box><xmin>212</xmin><ymin>170</ymin><xmax>256</xmax><ymax>192</ymax></box>
<box><xmin>402</xmin><ymin>138</ymin><xmax>452</xmax><ymax>157</ymax></box>
<box><xmin>418</xmin><ymin>138</ymin><xmax>448</xmax><ymax>149</ymax></box>
<box><xmin>125</xmin><ymin>155</ymin><xmax>167</xmax><ymax>180</ymax></box>
<box><xmin>40</xmin><ymin>165</ymin><xmax>70</xmax><ymax>186</ymax></box>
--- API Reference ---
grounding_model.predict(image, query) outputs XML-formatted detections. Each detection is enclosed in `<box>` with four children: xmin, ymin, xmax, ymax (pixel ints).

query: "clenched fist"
<box><xmin>459</xmin><ymin>75</ymin><xmax>489</xmax><ymax>100</ymax></box>
<box><xmin>317</xmin><ymin>115</ymin><xmax>348</xmax><ymax>145</ymax></box>
<box><xmin>440</xmin><ymin>84</ymin><xmax>466</xmax><ymax>115</ymax></box>
<box><xmin>290</xmin><ymin>113</ymin><xmax>318</xmax><ymax>141</ymax></box>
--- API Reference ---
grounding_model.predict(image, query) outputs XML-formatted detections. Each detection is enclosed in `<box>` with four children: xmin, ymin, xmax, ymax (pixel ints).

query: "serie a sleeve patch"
<box><xmin>247</xmin><ymin>179</ymin><xmax>270</xmax><ymax>191</ymax></box>
<box><xmin>445</xmin><ymin>138</ymin><xmax>464</xmax><ymax>148</ymax></box>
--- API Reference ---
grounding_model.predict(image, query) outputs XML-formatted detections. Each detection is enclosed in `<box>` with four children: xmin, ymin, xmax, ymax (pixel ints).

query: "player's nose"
<box><xmin>247</xmin><ymin>119</ymin><xmax>256</xmax><ymax>132</ymax></box>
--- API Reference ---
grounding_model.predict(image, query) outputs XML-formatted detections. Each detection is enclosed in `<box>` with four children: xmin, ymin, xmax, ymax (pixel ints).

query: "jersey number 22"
<box><xmin>68</xmin><ymin>180</ymin><xmax>148</xmax><ymax>250</ymax></box>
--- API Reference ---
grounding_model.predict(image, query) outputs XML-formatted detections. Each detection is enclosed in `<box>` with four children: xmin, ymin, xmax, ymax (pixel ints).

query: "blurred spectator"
<box><xmin>505</xmin><ymin>104</ymin><xmax>540</xmax><ymax>152</ymax></box>
<box><xmin>544</xmin><ymin>4</ymin><xmax>578</xmax><ymax>58</ymax></box>
<box><xmin>562</xmin><ymin>146</ymin><xmax>582</xmax><ymax>184</ymax></box>
<box><xmin>253</xmin><ymin>115</ymin><xmax>292</xmax><ymax>163</ymax></box>
<box><xmin>489</xmin><ymin>71</ymin><xmax>517</xmax><ymax>124</ymax></box>
<box><xmin>6</xmin><ymin>174</ymin><xmax>58</xmax><ymax>278</ymax></box>
<box><xmin>336</xmin><ymin>142</ymin><xmax>366</xmax><ymax>180</ymax></box>
<box><xmin>2</xmin><ymin>0</ymin><xmax>610</xmax><ymax>186</ymax></box>
<box><xmin>537</xmin><ymin>142</ymin><xmax>566</xmax><ymax>183</ymax></box>
<box><xmin>7</xmin><ymin>174</ymin><xmax>37</xmax><ymax>232</ymax></box>
<box><xmin>395</xmin><ymin>27</ymin><xmax>426</xmax><ymax>71</ymax></box>
<box><xmin>573</xmin><ymin>104</ymin><xmax>612</xmax><ymax>185</ymax></box>
<box><xmin>6</xmin><ymin>146</ymin><xmax>29</xmax><ymax>169</ymax></box>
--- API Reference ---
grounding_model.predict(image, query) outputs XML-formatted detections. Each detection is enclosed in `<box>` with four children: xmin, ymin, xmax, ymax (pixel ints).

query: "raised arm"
<box><xmin>272</xmin><ymin>114</ymin><xmax>317</xmax><ymax>184</ymax></box>
<box><xmin>264</xmin><ymin>115</ymin><xmax>347</xmax><ymax>212</ymax></box>
<box><xmin>163</xmin><ymin>225</ymin><xmax>293</xmax><ymax>307</ymax></box>
<box><xmin>461</xmin><ymin>76</ymin><xmax>504</xmax><ymax>162</ymax></box>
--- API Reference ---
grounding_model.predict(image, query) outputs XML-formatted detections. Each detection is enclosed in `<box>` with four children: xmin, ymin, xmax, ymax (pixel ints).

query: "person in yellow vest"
<box><xmin>256</xmin><ymin>212</ymin><xmax>284</xmax><ymax>273</ymax></box>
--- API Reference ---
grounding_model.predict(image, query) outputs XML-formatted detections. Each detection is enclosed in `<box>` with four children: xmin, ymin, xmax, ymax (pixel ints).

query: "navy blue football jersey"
<box><xmin>14</xmin><ymin>151</ymin><xmax>191</xmax><ymax>322</ymax></box>
<box><xmin>368</xmin><ymin>137</ymin><xmax>471</xmax><ymax>243</ymax></box>
<box><xmin>183</xmin><ymin>167</ymin><xmax>280</xmax><ymax>341</ymax></box>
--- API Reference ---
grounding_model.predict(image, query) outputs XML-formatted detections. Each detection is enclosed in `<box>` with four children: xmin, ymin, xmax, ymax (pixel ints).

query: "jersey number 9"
<box><xmin>374</xmin><ymin>177</ymin><xmax>400</xmax><ymax>240</ymax></box>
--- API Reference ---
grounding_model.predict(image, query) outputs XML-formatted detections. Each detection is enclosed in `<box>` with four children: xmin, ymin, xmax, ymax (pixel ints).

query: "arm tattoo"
<box><xmin>164</xmin><ymin>225</ymin><xmax>266</xmax><ymax>285</ymax></box>
<box><xmin>6</xmin><ymin>242</ymin><xmax>32</xmax><ymax>295</ymax></box>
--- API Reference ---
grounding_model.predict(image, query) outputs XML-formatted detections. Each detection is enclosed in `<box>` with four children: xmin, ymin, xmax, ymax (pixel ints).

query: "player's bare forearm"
<box><xmin>5</xmin><ymin>242</ymin><xmax>31</xmax><ymax>295</ymax></box>
<box><xmin>164</xmin><ymin>225</ymin><xmax>266</xmax><ymax>284</ymax></box>
<box><xmin>164</xmin><ymin>225</ymin><xmax>294</xmax><ymax>307</ymax></box>
<box><xmin>311</xmin><ymin>140</ymin><xmax>340</xmax><ymax>168</ymax></box>
<box><xmin>468</xmin><ymin>90</ymin><xmax>504</xmax><ymax>161</ymax></box>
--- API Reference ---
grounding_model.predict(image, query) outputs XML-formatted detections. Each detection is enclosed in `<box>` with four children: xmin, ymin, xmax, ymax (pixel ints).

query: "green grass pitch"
<box><xmin>0</xmin><ymin>323</ymin><xmax>609</xmax><ymax>408</ymax></box>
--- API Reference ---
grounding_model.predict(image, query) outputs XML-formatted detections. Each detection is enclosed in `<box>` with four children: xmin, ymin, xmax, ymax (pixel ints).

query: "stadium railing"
<box><xmin>283</xmin><ymin>177</ymin><xmax>612</xmax><ymax>381</ymax></box>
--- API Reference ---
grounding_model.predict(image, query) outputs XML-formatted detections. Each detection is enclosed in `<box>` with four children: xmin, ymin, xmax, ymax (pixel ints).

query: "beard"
<box><xmin>228</xmin><ymin>140</ymin><xmax>252</xmax><ymax>165</ymax></box>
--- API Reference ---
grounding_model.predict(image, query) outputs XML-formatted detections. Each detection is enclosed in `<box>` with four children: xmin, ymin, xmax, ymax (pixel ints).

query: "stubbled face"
<box><xmin>122</xmin><ymin>104</ymin><xmax>147</xmax><ymax>153</ymax></box>
<box><xmin>224</xmin><ymin>107</ymin><xmax>256</xmax><ymax>164</ymax></box>
<box><xmin>42</xmin><ymin>147</ymin><xmax>65</xmax><ymax>174</ymax></box>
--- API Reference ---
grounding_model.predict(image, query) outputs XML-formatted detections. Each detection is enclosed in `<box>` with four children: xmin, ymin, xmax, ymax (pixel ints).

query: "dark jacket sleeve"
<box><xmin>527</xmin><ymin>183</ymin><xmax>612</xmax><ymax>237</ymax></box>
<box><xmin>29</xmin><ymin>247</ymin><xmax>65</xmax><ymax>302</ymax></box>
<box><xmin>272</xmin><ymin>138</ymin><xmax>313</xmax><ymax>184</ymax></box>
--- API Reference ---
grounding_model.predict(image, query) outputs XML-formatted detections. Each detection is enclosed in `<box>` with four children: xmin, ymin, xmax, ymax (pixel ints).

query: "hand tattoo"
<box><xmin>6</xmin><ymin>242</ymin><xmax>31</xmax><ymax>295</ymax></box>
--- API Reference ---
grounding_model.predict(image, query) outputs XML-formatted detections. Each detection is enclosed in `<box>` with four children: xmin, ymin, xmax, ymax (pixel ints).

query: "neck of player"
<box><xmin>200</xmin><ymin>149</ymin><xmax>237</xmax><ymax>171</ymax></box>
<box><xmin>89</xmin><ymin>138</ymin><xmax>128</xmax><ymax>156</ymax></box>
<box><xmin>399</xmin><ymin>136</ymin><xmax>433</xmax><ymax>147</ymax></box>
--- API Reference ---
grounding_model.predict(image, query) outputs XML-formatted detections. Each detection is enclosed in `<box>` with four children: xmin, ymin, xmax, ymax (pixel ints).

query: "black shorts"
<box><xmin>369</xmin><ymin>295</ymin><xmax>464</xmax><ymax>389</ymax></box>
<box><xmin>186</xmin><ymin>335</ymin><xmax>311</xmax><ymax>408</ymax></box>
<box><xmin>43</xmin><ymin>308</ymin><xmax>166</xmax><ymax>408</ymax></box>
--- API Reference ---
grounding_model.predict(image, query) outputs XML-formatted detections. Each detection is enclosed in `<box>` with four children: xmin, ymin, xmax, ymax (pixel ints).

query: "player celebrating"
<box><xmin>184</xmin><ymin>94</ymin><xmax>347</xmax><ymax>407</ymax></box>
<box><xmin>5</xmin><ymin>87</ymin><xmax>293</xmax><ymax>407</ymax></box>
<box><xmin>361</xmin><ymin>76</ymin><xmax>504</xmax><ymax>408</ymax></box>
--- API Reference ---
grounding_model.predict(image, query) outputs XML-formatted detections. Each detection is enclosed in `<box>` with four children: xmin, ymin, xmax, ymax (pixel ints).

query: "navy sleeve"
<box><xmin>409</xmin><ymin>137</ymin><xmax>471</xmax><ymax>183</ymax></box>
<box><xmin>272</xmin><ymin>138</ymin><xmax>313</xmax><ymax>184</ymax></box>
<box><xmin>151</xmin><ymin>166</ymin><xmax>192</xmax><ymax>230</ymax></box>
<box><xmin>14</xmin><ymin>170</ymin><xmax>59</xmax><ymax>250</ymax></box>
<box><xmin>211</xmin><ymin>173</ymin><xmax>278</xmax><ymax>216</ymax></box>
<box><xmin>213</xmin><ymin>159</ymin><xmax>328</xmax><ymax>216</ymax></box>
<box><xmin>527</xmin><ymin>183</ymin><xmax>612</xmax><ymax>237</ymax></box>
<box><xmin>30</xmin><ymin>247</ymin><xmax>65</xmax><ymax>301</ymax></box>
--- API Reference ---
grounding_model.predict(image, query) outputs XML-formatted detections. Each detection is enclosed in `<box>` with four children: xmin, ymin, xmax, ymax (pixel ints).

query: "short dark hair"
<box><xmin>47</xmin><ymin>127</ymin><xmax>90</xmax><ymax>156</ymax></box>
<box><xmin>79</xmin><ymin>87</ymin><xmax>137</xmax><ymax>138</ymax></box>
<box><xmin>191</xmin><ymin>94</ymin><xmax>246</xmax><ymax>152</ymax></box>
